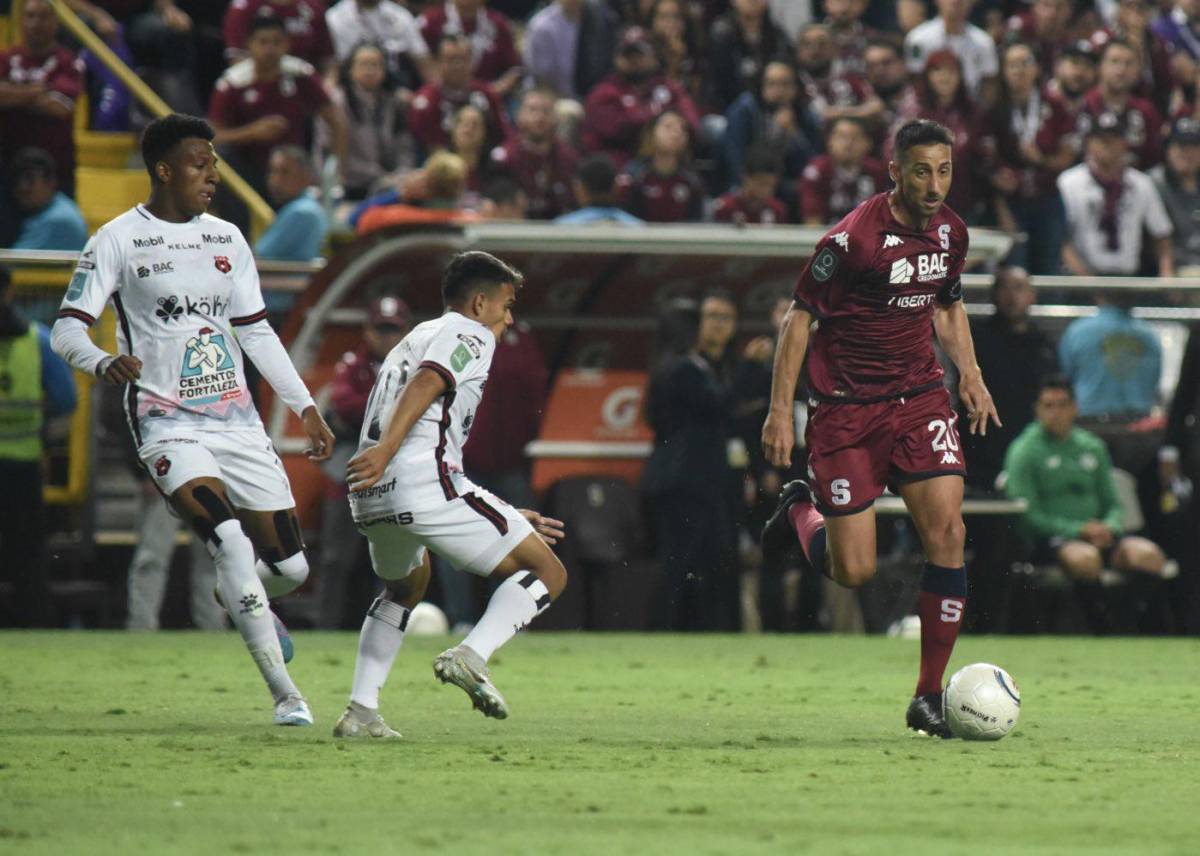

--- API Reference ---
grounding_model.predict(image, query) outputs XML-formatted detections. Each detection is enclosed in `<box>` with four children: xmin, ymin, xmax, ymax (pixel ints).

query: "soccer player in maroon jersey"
<box><xmin>760</xmin><ymin>118</ymin><xmax>1001</xmax><ymax>739</ymax></box>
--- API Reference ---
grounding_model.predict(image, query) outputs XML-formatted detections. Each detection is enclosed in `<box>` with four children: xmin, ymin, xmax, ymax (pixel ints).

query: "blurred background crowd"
<box><xmin>4</xmin><ymin>0</ymin><xmax>1200</xmax><ymax>638</ymax></box>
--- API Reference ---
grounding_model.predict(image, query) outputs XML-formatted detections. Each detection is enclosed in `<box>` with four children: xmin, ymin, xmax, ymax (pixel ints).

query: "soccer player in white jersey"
<box><xmin>50</xmin><ymin>114</ymin><xmax>336</xmax><ymax>727</ymax></box>
<box><xmin>333</xmin><ymin>251</ymin><xmax>568</xmax><ymax>738</ymax></box>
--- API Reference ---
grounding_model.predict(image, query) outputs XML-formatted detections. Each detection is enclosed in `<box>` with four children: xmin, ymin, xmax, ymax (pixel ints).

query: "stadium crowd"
<box><xmin>2</xmin><ymin>0</ymin><xmax>1200</xmax><ymax>635</ymax></box>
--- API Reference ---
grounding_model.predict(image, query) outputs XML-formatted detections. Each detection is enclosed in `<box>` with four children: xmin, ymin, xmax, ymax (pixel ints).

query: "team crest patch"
<box><xmin>154</xmin><ymin>455</ymin><xmax>171</xmax><ymax>477</ymax></box>
<box><xmin>214</xmin><ymin>256</ymin><xmax>231</xmax><ymax>274</ymax></box>
<box><xmin>811</xmin><ymin>248</ymin><xmax>838</xmax><ymax>282</ymax></box>
<box><xmin>450</xmin><ymin>343</ymin><xmax>474</xmax><ymax>372</ymax></box>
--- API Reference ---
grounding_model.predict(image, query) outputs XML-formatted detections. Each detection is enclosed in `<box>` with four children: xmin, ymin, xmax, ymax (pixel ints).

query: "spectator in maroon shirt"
<box><xmin>209</xmin><ymin>15</ymin><xmax>347</xmax><ymax>190</ymax></box>
<box><xmin>1076</xmin><ymin>38</ymin><xmax>1164</xmax><ymax>169</ymax></box>
<box><xmin>705</xmin><ymin>0</ymin><xmax>791</xmax><ymax>114</ymax></box>
<box><xmin>224</xmin><ymin>0</ymin><xmax>335</xmax><ymax>70</ymax></box>
<box><xmin>1088</xmin><ymin>0</ymin><xmax>1176</xmax><ymax>117</ymax></box>
<box><xmin>794</xmin><ymin>21</ymin><xmax>883</xmax><ymax>127</ymax></box>
<box><xmin>419</xmin><ymin>0</ymin><xmax>522</xmax><ymax>97</ymax></box>
<box><xmin>490</xmin><ymin>87</ymin><xmax>580</xmax><ymax>220</ymax></box>
<box><xmin>646</xmin><ymin>0</ymin><xmax>703</xmax><ymax>103</ymax></box>
<box><xmin>824</xmin><ymin>0</ymin><xmax>879</xmax><ymax>78</ymax></box>
<box><xmin>619</xmin><ymin>110</ymin><xmax>705</xmax><ymax>221</ymax></box>
<box><xmin>409</xmin><ymin>33</ymin><xmax>511</xmax><ymax>157</ymax></box>
<box><xmin>0</xmin><ymin>0</ymin><xmax>82</xmax><ymax>197</ymax></box>
<box><xmin>581</xmin><ymin>26</ymin><xmax>702</xmax><ymax>169</ymax></box>
<box><xmin>1006</xmin><ymin>0</ymin><xmax>1074</xmax><ymax>81</ymax></box>
<box><xmin>982</xmin><ymin>40</ymin><xmax>1077</xmax><ymax>274</ymax></box>
<box><xmin>714</xmin><ymin>144</ymin><xmax>787</xmax><ymax>224</ymax></box>
<box><xmin>1048</xmin><ymin>39</ymin><xmax>1098</xmax><ymax>117</ymax></box>
<box><xmin>797</xmin><ymin>116</ymin><xmax>887</xmax><ymax>224</ymax></box>
<box><xmin>887</xmin><ymin>49</ymin><xmax>982</xmax><ymax>220</ymax></box>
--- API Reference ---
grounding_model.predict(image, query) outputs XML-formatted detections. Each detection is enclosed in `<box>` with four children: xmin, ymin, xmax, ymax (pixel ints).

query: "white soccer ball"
<box><xmin>943</xmin><ymin>663</ymin><xmax>1021</xmax><ymax>741</ymax></box>
<box><xmin>407</xmin><ymin>602</ymin><xmax>449</xmax><ymax>636</ymax></box>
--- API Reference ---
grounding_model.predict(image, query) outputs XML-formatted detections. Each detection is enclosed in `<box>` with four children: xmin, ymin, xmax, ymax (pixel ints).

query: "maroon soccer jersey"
<box><xmin>208</xmin><ymin>57</ymin><xmax>331</xmax><ymax>174</ymax></box>
<box><xmin>223</xmin><ymin>0</ymin><xmax>334</xmax><ymax>68</ymax></box>
<box><xmin>489</xmin><ymin>138</ymin><xmax>579</xmax><ymax>220</ymax></box>
<box><xmin>0</xmin><ymin>46</ymin><xmax>82</xmax><ymax>192</ymax></box>
<box><xmin>618</xmin><ymin>159</ymin><xmax>705</xmax><ymax>222</ymax></box>
<box><xmin>793</xmin><ymin>192</ymin><xmax>968</xmax><ymax>402</ymax></box>
<box><xmin>409</xmin><ymin>80</ymin><xmax>511</xmax><ymax>154</ymax></box>
<box><xmin>580</xmin><ymin>74</ymin><xmax>702</xmax><ymax>169</ymax></box>
<box><xmin>1076</xmin><ymin>88</ymin><xmax>1162</xmax><ymax>170</ymax></box>
<box><xmin>797</xmin><ymin>154</ymin><xmax>889</xmax><ymax>224</ymax></box>
<box><xmin>418</xmin><ymin>2</ymin><xmax>520</xmax><ymax>85</ymax></box>
<box><xmin>713</xmin><ymin>190</ymin><xmax>786</xmax><ymax>224</ymax></box>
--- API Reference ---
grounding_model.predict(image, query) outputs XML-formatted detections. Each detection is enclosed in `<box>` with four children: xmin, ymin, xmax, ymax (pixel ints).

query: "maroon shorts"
<box><xmin>804</xmin><ymin>385</ymin><xmax>966</xmax><ymax>516</ymax></box>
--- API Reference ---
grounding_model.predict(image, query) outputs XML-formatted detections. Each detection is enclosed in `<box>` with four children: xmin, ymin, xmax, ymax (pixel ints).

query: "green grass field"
<box><xmin>1</xmin><ymin>632</ymin><xmax>1198</xmax><ymax>855</ymax></box>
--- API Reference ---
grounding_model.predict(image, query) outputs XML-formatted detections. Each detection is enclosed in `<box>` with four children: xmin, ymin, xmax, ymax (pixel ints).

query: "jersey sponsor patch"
<box><xmin>450</xmin><ymin>343</ymin><xmax>474</xmax><ymax>372</ymax></box>
<box><xmin>66</xmin><ymin>269</ymin><xmax>88</xmax><ymax>301</ymax></box>
<box><xmin>811</xmin><ymin>247</ymin><xmax>839</xmax><ymax>282</ymax></box>
<box><xmin>179</xmin><ymin>328</ymin><xmax>240</xmax><ymax>405</ymax></box>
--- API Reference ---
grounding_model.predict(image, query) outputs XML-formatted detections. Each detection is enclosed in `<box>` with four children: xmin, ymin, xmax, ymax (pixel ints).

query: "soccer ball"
<box><xmin>943</xmin><ymin>663</ymin><xmax>1021</xmax><ymax>741</ymax></box>
<box><xmin>407</xmin><ymin>602</ymin><xmax>450</xmax><ymax>636</ymax></box>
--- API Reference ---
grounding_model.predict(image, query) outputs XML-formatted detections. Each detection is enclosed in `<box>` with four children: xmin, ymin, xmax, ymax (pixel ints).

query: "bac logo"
<box><xmin>214</xmin><ymin>256</ymin><xmax>232</xmax><ymax>274</ymax></box>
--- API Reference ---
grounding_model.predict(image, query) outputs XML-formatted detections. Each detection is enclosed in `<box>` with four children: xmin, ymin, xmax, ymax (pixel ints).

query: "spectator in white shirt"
<box><xmin>326</xmin><ymin>0</ymin><xmax>435</xmax><ymax>88</ymax></box>
<box><xmin>1058</xmin><ymin>111</ymin><xmax>1175</xmax><ymax>276</ymax></box>
<box><xmin>904</xmin><ymin>0</ymin><xmax>998</xmax><ymax>100</ymax></box>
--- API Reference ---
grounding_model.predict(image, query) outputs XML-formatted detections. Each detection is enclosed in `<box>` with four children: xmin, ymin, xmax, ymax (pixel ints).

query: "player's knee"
<box><xmin>1117</xmin><ymin>538</ymin><xmax>1165</xmax><ymax>574</ymax></box>
<box><xmin>926</xmin><ymin>516</ymin><xmax>966</xmax><ymax>557</ymax></box>
<box><xmin>1059</xmin><ymin>542</ymin><xmax>1102</xmax><ymax>580</ymax></box>
<box><xmin>832</xmin><ymin>554</ymin><xmax>876</xmax><ymax>588</ymax></box>
<box><xmin>534</xmin><ymin>555</ymin><xmax>568</xmax><ymax>601</ymax></box>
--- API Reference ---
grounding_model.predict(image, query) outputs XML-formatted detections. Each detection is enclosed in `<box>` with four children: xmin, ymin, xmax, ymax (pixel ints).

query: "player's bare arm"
<box><xmin>762</xmin><ymin>302</ymin><xmax>813</xmax><ymax>468</ymax></box>
<box><xmin>346</xmin><ymin>367</ymin><xmax>447</xmax><ymax>492</ymax></box>
<box><xmin>933</xmin><ymin>300</ymin><xmax>1000</xmax><ymax>436</ymax></box>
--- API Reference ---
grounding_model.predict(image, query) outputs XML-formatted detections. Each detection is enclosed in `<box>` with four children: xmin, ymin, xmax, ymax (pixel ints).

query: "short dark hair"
<box><xmin>140</xmin><ymin>113</ymin><xmax>215</xmax><ymax>181</ymax></box>
<box><xmin>577</xmin><ymin>153</ymin><xmax>618</xmax><ymax>197</ymax></box>
<box><xmin>442</xmin><ymin>251</ymin><xmax>523</xmax><ymax>306</ymax></box>
<box><xmin>1098</xmin><ymin>37</ymin><xmax>1138</xmax><ymax>64</ymax></box>
<box><xmin>701</xmin><ymin>288</ymin><xmax>736</xmax><ymax>310</ymax></box>
<box><xmin>248</xmin><ymin>14</ymin><xmax>287</xmax><ymax>38</ymax></box>
<box><xmin>11</xmin><ymin>147</ymin><xmax>57</xmax><ymax>181</ymax></box>
<box><xmin>1039</xmin><ymin>374</ymin><xmax>1075</xmax><ymax>399</ymax></box>
<box><xmin>864</xmin><ymin>37</ymin><xmax>902</xmax><ymax>58</ymax></box>
<box><xmin>892</xmin><ymin>118</ymin><xmax>954</xmax><ymax>162</ymax></box>
<box><xmin>743</xmin><ymin>145</ymin><xmax>782</xmax><ymax>177</ymax></box>
<box><xmin>827</xmin><ymin>115</ymin><xmax>870</xmax><ymax>140</ymax></box>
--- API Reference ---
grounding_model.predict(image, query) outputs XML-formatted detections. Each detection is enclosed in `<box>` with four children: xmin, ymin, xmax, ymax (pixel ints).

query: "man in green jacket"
<box><xmin>1004</xmin><ymin>375</ymin><xmax>1166</xmax><ymax>581</ymax></box>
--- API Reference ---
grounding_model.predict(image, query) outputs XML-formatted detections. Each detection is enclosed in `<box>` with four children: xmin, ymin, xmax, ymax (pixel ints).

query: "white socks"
<box><xmin>207</xmin><ymin>519</ymin><xmax>298</xmax><ymax>702</ymax></box>
<box><xmin>349</xmin><ymin>598</ymin><xmax>410</xmax><ymax>709</ymax></box>
<box><xmin>462</xmin><ymin>571</ymin><xmax>551</xmax><ymax>662</ymax></box>
<box><xmin>256</xmin><ymin>553</ymin><xmax>309</xmax><ymax>599</ymax></box>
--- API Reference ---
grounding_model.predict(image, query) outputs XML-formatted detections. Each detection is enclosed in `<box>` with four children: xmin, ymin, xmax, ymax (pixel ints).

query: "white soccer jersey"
<box><xmin>57</xmin><ymin>205</ymin><xmax>269</xmax><ymax>445</ymax></box>
<box><xmin>350</xmin><ymin>311</ymin><xmax>496</xmax><ymax>518</ymax></box>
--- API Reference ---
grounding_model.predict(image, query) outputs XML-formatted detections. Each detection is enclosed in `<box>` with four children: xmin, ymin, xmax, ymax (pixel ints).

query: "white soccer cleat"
<box><xmin>433</xmin><ymin>644</ymin><xmax>509</xmax><ymax>720</ymax></box>
<box><xmin>273</xmin><ymin>694</ymin><xmax>313</xmax><ymax>727</ymax></box>
<box><xmin>332</xmin><ymin>704</ymin><xmax>402</xmax><ymax>739</ymax></box>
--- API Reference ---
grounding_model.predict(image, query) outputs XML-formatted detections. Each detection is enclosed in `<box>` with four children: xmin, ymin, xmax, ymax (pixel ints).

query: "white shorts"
<box><xmin>137</xmin><ymin>428</ymin><xmax>295</xmax><ymax>511</ymax></box>
<box><xmin>356</xmin><ymin>484</ymin><xmax>535</xmax><ymax>579</ymax></box>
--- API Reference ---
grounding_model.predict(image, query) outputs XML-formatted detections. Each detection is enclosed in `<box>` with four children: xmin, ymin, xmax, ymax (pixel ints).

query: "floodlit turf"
<box><xmin>1</xmin><ymin>632</ymin><xmax>1198</xmax><ymax>855</ymax></box>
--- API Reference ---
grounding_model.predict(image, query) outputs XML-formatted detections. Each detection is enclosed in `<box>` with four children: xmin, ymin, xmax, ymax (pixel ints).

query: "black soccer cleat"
<box><xmin>906</xmin><ymin>693</ymin><xmax>955</xmax><ymax>739</ymax></box>
<box><xmin>761</xmin><ymin>479</ymin><xmax>815</xmax><ymax>567</ymax></box>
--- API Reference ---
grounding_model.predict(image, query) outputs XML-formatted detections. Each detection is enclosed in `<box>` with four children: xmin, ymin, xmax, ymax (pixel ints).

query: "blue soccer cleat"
<box><xmin>273</xmin><ymin>611</ymin><xmax>294</xmax><ymax>664</ymax></box>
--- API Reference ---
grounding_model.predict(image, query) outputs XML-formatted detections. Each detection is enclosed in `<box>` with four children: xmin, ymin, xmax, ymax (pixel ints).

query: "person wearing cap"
<box><xmin>316</xmin><ymin>295</ymin><xmax>412</xmax><ymax>629</ymax></box>
<box><xmin>1048</xmin><ymin>39</ymin><xmax>1098</xmax><ymax>117</ymax></box>
<box><xmin>580</xmin><ymin>26</ymin><xmax>701</xmax><ymax>170</ymax></box>
<box><xmin>254</xmin><ymin>145</ymin><xmax>330</xmax><ymax>263</ymax></box>
<box><xmin>9</xmin><ymin>147</ymin><xmax>88</xmax><ymax>252</ymax></box>
<box><xmin>1058</xmin><ymin>110</ymin><xmax>1174</xmax><ymax>277</ymax></box>
<box><xmin>1076</xmin><ymin>38</ymin><xmax>1163</xmax><ymax>169</ymax></box>
<box><xmin>904</xmin><ymin>0</ymin><xmax>999</xmax><ymax>100</ymax></box>
<box><xmin>1151</xmin><ymin>117</ymin><xmax>1200</xmax><ymax>271</ymax></box>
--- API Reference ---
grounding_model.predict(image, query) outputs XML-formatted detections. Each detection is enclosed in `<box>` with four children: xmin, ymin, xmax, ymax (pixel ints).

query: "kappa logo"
<box><xmin>214</xmin><ymin>256</ymin><xmax>232</xmax><ymax>274</ymax></box>
<box><xmin>154</xmin><ymin>455</ymin><xmax>171</xmax><ymax>477</ymax></box>
<box><xmin>889</xmin><ymin>257</ymin><xmax>915</xmax><ymax>284</ymax></box>
<box><xmin>831</xmin><ymin>231</ymin><xmax>850</xmax><ymax>251</ymax></box>
<box><xmin>883</xmin><ymin>234</ymin><xmax>904</xmax><ymax>249</ymax></box>
<box><xmin>941</xmin><ymin>451</ymin><xmax>960</xmax><ymax>465</ymax></box>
